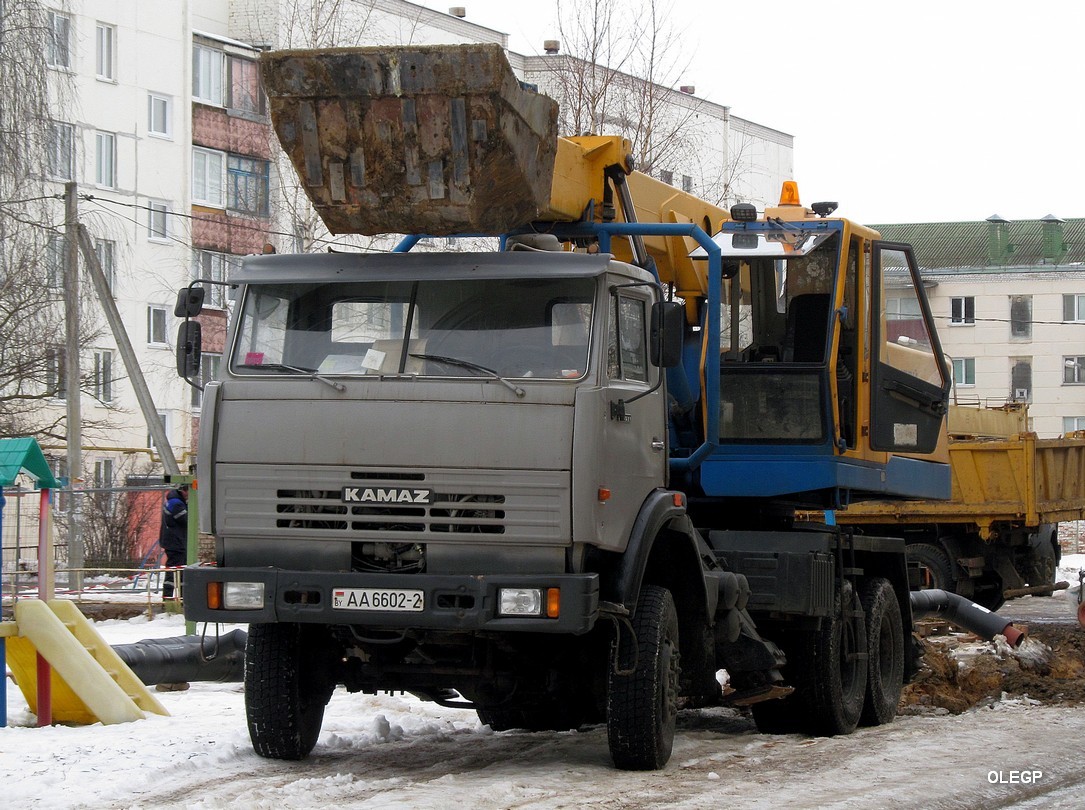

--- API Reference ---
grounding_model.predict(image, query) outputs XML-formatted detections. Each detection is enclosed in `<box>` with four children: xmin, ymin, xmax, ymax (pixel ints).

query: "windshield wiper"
<box><xmin>409</xmin><ymin>353</ymin><xmax>525</xmax><ymax>398</ymax></box>
<box><xmin>237</xmin><ymin>362</ymin><xmax>345</xmax><ymax>392</ymax></box>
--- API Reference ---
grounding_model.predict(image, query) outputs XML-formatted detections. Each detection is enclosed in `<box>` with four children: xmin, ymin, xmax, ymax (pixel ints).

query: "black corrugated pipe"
<box><xmin>910</xmin><ymin>590</ymin><xmax>1025</xmax><ymax>647</ymax></box>
<box><xmin>113</xmin><ymin>629</ymin><xmax>247</xmax><ymax>685</ymax></box>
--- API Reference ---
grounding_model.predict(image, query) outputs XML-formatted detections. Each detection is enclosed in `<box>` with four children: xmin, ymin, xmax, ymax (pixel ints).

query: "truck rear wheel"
<box><xmin>858</xmin><ymin>578</ymin><xmax>904</xmax><ymax>726</ymax></box>
<box><xmin>245</xmin><ymin>623</ymin><xmax>336</xmax><ymax>760</ymax></box>
<box><xmin>908</xmin><ymin>543</ymin><xmax>955</xmax><ymax>592</ymax></box>
<box><xmin>607</xmin><ymin>584</ymin><xmax>680</xmax><ymax>770</ymax></box>
<box><xmin>796</xmin><ymin>581</ymin><xmax>867</xmax><ymax>736</ymax></box>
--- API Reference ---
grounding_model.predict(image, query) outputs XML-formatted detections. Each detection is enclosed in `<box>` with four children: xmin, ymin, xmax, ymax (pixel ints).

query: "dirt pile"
<box><xmin>901</xmin><ymin>622</ymin><xmax>1085</xmax><ymax>714</ymax></box>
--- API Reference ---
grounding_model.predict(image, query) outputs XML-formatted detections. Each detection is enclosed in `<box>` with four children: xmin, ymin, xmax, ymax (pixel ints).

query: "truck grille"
<box><xmin>218</xmin><ymin>465</ymin><xmax>568</xmax><ymax>544</ymax></box>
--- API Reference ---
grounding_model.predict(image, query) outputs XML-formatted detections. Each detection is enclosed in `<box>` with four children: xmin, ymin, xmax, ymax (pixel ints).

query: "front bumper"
<box><xmin>182</xmin><ymin>565</ymin><xmax>600</xmax><ymax>634</ymax></box>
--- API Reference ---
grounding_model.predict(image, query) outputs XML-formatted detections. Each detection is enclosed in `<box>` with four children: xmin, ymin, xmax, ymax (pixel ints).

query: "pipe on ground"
<box><xmin>112</xmin><ymin>629</ymin><xmax>247</xmax><ymax>685</ymax></box>
<box><xmin>910</xmin><ymin>590</ymin><xmax>1025</xmax><ymax>647</ymax></box>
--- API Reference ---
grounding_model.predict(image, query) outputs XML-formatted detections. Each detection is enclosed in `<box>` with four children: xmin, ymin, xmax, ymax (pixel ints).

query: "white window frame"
<box><xmin>950</xmin><ymin>296</ymin><xmax>975</xmax><ymax>325</ymax></box>
<box><xmin>192</xmin><ymin>147</ymin><xmax>226</xmax><ymax>207</ymax></box>
<box><xmin>95</xmin><ymin>130</ymin><xmax>116</xmax><ymax>188</ymax></box>
<box><xmin>148</xmin><ymin>93</ymin><xmax>172</xmax><ymax>138</ymax></box>
<box><xmin>1064</xmin><ymin>294</ymin><xmax>1085</xmax><ymax>323</ymax></box>
<box><xmin>148</xmin><ymin>199</ymin><xmax>170</xmax><ymax>241</ymax></box>
<box><xmin>94</xmin><ymin>238</ymin><xmax>116</xmax><ymax>294</ymax></box>
<box><xmin>1064</xmin><ymin>356</ymin><xmax>1085</xmax><ymax>385</ymax></box>
<box><xmin>193</xmin><ymin>249</ymin><xmax>239</xmax><ymax>309</ymax></box>
<box><xmin>95</xmin><ymin>22</ymin><xmax>116</xmax><ymax>80</ymax></box>
<box><xmin>192</xmin><ymin>353</ymin><xmax>222</xmax><ymax>410</ymax></box>
<box><xmin>147</xmin><ymin>305</ymin><xmax>168</xmax><ymax>346</ymax></box>
<box><xmin>1064</xmin><ymin>416</ymin><xmax>1085</xmax><ymax>435</ymax></box>
<box><xmin>952</xmin><ymin>357</ymin><xmax>975</xmax><ymax>387</ymax></box>
<box><xmin>93</xmin><ymin>349</ymin><xmax>114</xmax><ymax>402</ymax></box>
<box><xmin>47</xmin><ymin>11</ymin><xmax>72</xmax><ymax>68</ymax></box>
<box><xmin>193</xmin><ymin>44</ymin><xmax>225</xmax><ymax>106</ymax></box>
<box><xmin>48</xmin><ymin>121</ymin><xmax>74</xmax><ymax>180</ymax></box>
<box><xmin>47</xmin><ymin>233</ymin><xmax>67</xmax><ymax>287</ymax></box>
<box><xmin>149</xmin><ymin>411</ymin><xmax>171</xmax><ymax>450</ymax></box>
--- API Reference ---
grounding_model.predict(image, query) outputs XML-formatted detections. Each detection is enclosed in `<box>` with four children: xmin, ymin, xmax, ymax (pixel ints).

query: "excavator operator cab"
<box><xmin>687</xmin><ymin>198</ymin><xmax>951</xmax><ymax>507</ymax></box>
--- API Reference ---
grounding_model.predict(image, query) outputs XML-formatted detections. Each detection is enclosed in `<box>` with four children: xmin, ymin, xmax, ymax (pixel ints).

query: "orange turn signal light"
<box><xmin>207</xmin><ymin>581</ymin><xmax>223</xmax><ymax>610</ymax></box>
<box><xmin>598</xmin><ymin>487</ymin><xmax>611</xmax><ymax>502</ymax></box>
<box><xmin>547</xmin><ymin>588</ymin><xmax>561</xmax><ymax>618</ymax></box>
<box><xmin>779</xmin><ymin>180</ymin><xmax>801</xmax><ymax>206</ymax></box>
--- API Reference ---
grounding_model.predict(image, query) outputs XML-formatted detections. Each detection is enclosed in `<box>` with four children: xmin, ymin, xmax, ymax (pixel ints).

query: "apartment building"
<box><xmin>876</xmin><ymin>216</ymin><xmax>1085</xmax><ymax>437</ymax></box>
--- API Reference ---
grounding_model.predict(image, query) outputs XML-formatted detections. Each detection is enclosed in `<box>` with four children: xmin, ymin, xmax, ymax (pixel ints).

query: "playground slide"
<box><xmin>6</xmin><ymin>600</ymin><xmax>169</xmax><ymax>724</ymax></box>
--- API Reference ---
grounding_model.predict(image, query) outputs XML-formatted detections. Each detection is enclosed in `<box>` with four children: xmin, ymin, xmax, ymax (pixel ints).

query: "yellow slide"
<box><xmin>5</xmin><ymin>599</ymin><xmax>169</xmax><ymax>724</ymax></box>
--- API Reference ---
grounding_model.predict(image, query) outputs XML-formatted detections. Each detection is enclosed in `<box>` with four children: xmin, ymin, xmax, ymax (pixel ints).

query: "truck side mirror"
<box><xmin>176</xmin><ymin>320</ymin><xmax>202</xmax><ymax>379</ymax></box>
<box><xmin>175</xmin><ymin>286</ymin><xmax>206</xmax><ymax>318</ymax></box>
<box><xmin>650</xmin><ymin>301</ymin><xmax>685</xmax><ymax>368</ymax></box>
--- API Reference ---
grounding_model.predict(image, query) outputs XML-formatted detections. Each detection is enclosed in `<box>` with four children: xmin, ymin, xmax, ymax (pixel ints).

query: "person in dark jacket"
<box><xmin>159</xmin><ymin>485</ymin><xmax>189</xmax><ymax>598</ymax></box>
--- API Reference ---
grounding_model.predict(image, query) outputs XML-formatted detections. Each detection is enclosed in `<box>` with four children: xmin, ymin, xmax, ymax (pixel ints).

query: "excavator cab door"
<box><xmin>870</xmin><ymin>242</ymin><xmax>949</xmax><ymax>453</ymax></box>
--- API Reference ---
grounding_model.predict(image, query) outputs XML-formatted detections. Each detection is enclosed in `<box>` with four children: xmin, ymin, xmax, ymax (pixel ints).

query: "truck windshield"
<box><xmin>231</xmin><ymin>276</ymin><xmax>595</xmax><ymax>380</ymax></box>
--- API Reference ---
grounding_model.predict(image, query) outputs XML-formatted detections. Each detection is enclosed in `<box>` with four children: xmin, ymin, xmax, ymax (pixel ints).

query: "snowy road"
<box><xmin>4</xmin><ymin>566</ymin><xmax>1084</xmax><ymax>809</ymax></box>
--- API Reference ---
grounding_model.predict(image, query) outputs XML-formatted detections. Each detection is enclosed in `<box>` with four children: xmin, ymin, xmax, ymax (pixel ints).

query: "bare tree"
<box><xmin>0</xmin><ymin>1</ymin><xmax>109</xmax><ymax>442</ymax></box>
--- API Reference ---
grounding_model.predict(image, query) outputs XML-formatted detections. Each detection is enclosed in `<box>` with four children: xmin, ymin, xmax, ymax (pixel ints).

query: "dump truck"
<box><xmin>832</xmin><ymin>403</ymin><xmax>1085</xmax><ymax>609</ymax></box>
<box><xmin>177</xmin><ymin>44</ymin><xmax>1016</xmax><ymax>770</ymax></box>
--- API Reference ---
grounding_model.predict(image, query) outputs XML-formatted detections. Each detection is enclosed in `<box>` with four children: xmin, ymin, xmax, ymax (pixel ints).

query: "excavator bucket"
<box><xmin>260</xmin><ymin>44</ymin><xmax>560</xmax><ymax>236</ymax></box>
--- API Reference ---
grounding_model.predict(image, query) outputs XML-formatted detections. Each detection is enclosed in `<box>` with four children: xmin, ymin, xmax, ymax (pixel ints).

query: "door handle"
<box><xmin>651</xmin><ymin>438</ymin><xmax>665</xmax><ymax>452</ymax></box>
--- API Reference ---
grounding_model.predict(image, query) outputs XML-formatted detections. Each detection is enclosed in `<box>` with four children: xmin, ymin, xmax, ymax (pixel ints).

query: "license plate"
<box><xmin>332</xmin><ymin>587</ymin><xmax>424</xmax><ymax>612</ymax></box>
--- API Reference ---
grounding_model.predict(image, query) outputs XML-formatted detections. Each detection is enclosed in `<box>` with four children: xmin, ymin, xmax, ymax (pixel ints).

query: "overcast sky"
<box><xmin>420</xmin><ymin>0</ymin><xmax>1084</xmax><ymax>225</ymax></box>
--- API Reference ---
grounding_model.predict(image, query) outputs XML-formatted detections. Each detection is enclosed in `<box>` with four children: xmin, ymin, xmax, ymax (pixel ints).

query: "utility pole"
<box><xmin>64</xmin><ymin>182</ymin><xmax>84</xmax><ymax>590</ymax></box>
<box><xmin>76</xmin><ymin>226</ymin><xmax>180</xmax><ymax>476</ymax></box>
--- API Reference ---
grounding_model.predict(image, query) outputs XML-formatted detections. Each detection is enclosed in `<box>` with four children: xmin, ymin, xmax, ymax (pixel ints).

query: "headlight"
<box><xmin>223</xmin><ymin>581</ymin><xmax>265</xmax><ymax>609</ymax></box>
<box><xmin>498</xmin><ymin>587</ymin><xmax>543</xmax><ymax>616</ymax></box>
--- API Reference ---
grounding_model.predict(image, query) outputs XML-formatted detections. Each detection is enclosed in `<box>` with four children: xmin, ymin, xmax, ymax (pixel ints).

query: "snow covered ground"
<box><xmin>2</xmin><ymin>556</ymin><xmax>1083</xmax><ymax>809</ymax></box>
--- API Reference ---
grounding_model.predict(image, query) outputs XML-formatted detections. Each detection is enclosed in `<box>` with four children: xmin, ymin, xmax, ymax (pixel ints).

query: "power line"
<box><xmin>80</xmin><ymin>194</ymin><xmax>389</xmax><ymax>254</ymax></box>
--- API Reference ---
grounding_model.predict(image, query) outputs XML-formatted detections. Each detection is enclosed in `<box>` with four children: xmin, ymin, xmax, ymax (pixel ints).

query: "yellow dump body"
<box><xmin>838</xmin><ymin>412</ymin><xmax>1085</xmax><ymax>539</ymax></box>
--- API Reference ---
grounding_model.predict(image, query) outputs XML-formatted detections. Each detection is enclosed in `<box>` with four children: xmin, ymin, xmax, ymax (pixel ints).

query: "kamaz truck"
<box><xmin>178</xmin><ymin>44</ymin><xmax>988</xmax><ymax>770</ymax></box>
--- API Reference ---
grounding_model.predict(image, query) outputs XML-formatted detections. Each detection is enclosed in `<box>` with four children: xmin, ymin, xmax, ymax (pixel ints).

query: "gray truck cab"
<box><xmin>188</xmin><ymin>249</ymin><xmax>675</xmax><ymax>632</ymax></box>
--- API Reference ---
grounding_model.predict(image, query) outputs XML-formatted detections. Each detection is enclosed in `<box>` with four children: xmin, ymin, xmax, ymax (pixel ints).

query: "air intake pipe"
<box><xmin>113</xmin><ymin>629</ymin><xmax>247</xmax><ymax>685</ymax></box>
<box><xmin>910</xmin><ymin>590</ymin><xmax>1025</xmax><ymax>647</ymax></box>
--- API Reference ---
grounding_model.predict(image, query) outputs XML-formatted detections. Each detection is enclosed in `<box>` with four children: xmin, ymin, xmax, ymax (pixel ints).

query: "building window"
<box><xmin>148</xmin><ymin>200</ymin><xmax>169</xmax><ymax>240</ymax></box>
<box><xmin>148</xmin><ymin>305</ymin><xmax>168</xmax><ymax>345</ymax></box>
<box><xmin>148</xmin><ymin>94</ymin><xmax>172</xmax><ymax>138</ymax></box>
<box><xmin>228</xmin><ymin>56</ymin><xmax>265</xmax><ymax>116</ymax></box>
<box><xmin>193</xmin><ymin>44</ymin><xmax>225</xmax><ymax>105</ymax></box>
<box><xmin>1065</xmin><ymin>356</ymin><xmax>1085</xmax><ymax>384</ymax></box>
<box><xmin>1064</xmin><ymin>416</ymin><xmax>1085</xmax><ymax>434</ymax></box>
<box><xmin>47</xmin><ymin>11</ymin><xmax>71</xmax><ymax>68</ymax></box>
<box><xmin>148</xmin><ymin>411</ymin><xmax>170</xmax><ymax>450</ymax></box>
<box><xmin>1010</xmin><ymin>358</ymin><xmax>1031</xmax><ymax>402</ymax></box>
<box><xmin>1064</xmin><ymin>294</ymin><xmax>1085</xmax><ymax>322</ymax></box>
<box><xmin>681</xmin><ymin>174</ymin><xmax>693</xmax><ymax>194</ymax></box>
<box><xmin>94</xmin><ymin>239</ymin><xmax>116</xmax><ymax>294</ymax></box>
<box><xmin>192</xmin><ymin>353</ymin><xmax>221</xmax><ymax>409</ymax></box>
<box><xmin>192</xmin><ymin>147</ymin><xmax>225</xmax><ymax>207</ymax></box>
<box><xmin>950</xmin><ymin>296</ymin><xmax>975</xmax><ymax>325</ymax></box>
<box><xmin>93</xmin><ymin>349</ymin><xmax>113</xmax><ymax>402</ymax></box>
<box><xmin>1010</xmin><ymin>295</ymin><xmax>1032</xmax><ymax>338</ymax></box>
<box><xmin>46</xmin><ymin>233</ymin><xmax>68</xmax><ymax>287</ymax></box>
<box><xmin>95</xmin><ymin>131</ymin><xmax>116</xmax><ymax>187</ymax></box>
<box><xmin>48</xmin><ymin>121</ymin><xmax>74</xmax><ymax>180</ymax></box>
<box><xmin>659</xmin><ymin>169</ymin><xmax>674</xmax><ymax>186</ymax></box>
<box><xmin>45</xmin><ymin>347</ymin><xmax>66</xmax><ymax>398</ymax></box>
<box><xmin>95</xmin><ymin>23</ymin><xmax>115</xmax><ymax>80</ymax></box>
<box><xmin>93</xmin><ymin>458</ymin><xmax>115</xmax><ymax>510</ymax></box>
<box><xmin>952</xmin><ymin>357</ymin><xmax>975</xmax><ymax>386</ymax></box>
<box><xmin>193</xmin><ymin>250</ymin><xmax>240</xmax><ymax>308</ymax></box>
<box><xmin>227</xmin><ymin>155</ymin><xmax>270</xmax><ymax>215</ymax></box>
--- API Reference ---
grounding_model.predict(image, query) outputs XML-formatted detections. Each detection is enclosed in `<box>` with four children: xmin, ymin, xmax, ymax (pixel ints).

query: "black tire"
<box><xmin>607</xmin><ymin>585</ymin><xmax>680</xmax><ymax>770</ymax></box>
<box><xmin>245</xmin><ymin>623</ymin><xmax>337</xmax><ymax>760</ymax></box>
<box><xmin>858</xmin><ymin>578</ymin><xmax>904</xmax><ymax>727</ymax></box>
<box><xmin>908</xmin><ymin>543</ymin><xmax>955</xmax><ymax>592</ymax></box>
<box><xmin>796</xmin><ymin>581</ymin><xmax>868</xmax><ymax>736</ymax></box>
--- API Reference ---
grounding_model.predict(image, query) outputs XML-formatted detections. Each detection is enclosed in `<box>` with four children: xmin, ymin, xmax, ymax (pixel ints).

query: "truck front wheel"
<box><xmin>245</xmin><ymin>623</ymin><xmax>337</xmax><ymax>760</ymax></box>
<box><xmin>607</xmin><ymin>584</ymin><xmax>680</xmax><ymax>770</ymax></box>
